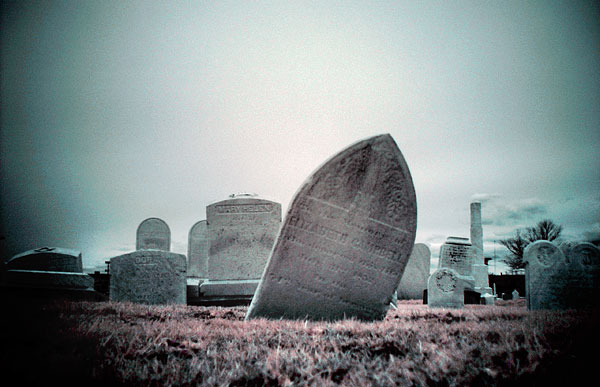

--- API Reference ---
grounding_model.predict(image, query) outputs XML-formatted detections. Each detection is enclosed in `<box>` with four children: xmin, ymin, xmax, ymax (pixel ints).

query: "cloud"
<box><xmin>478</xmin><ymin>195</ymin><xmax>548</xmax><ymax>227</ymax></box>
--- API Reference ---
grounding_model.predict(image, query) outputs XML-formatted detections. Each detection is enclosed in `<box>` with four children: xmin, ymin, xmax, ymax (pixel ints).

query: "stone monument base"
<box><xmin>1</xmin><ymin>270</ymin><xmax>105</xmax><ymax>301</ymax></box>
<box><xmin>187</xmin><ymin>279</ymin><xmax>259</xmax><ymax>306</ymax></box>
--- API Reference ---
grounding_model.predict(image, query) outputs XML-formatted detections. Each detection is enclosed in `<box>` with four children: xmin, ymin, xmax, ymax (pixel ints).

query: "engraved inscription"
<box><xmin>215</xmin><ymin>204</ymin><xmax>274</xmax><ymax>214</ymax></box>
<box><xmin>535</xmin><ymin>245</ymin><xmax>554</xmax><ymax>267</ymax></box>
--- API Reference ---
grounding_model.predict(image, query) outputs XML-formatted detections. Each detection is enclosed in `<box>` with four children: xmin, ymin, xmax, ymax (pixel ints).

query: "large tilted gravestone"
<box><xmin>526</xmin><ymin>240</ymin><xmax>600</xmax><ymax>310</ymax></box>
<box><xmin>206</xmin><ymin>194</ymin><xmax>282</xmax><ymax>281</ymax></box>
<box><xmin>397</xmin><ymin>243</ymin><xmax>430</xmax><ymax>300</ymax></box>
<box><xmin>427</xmin><ymin>268</ymin><xmax>469</xmax><ymax>308</ymax></box>
<box><xmin>246</xmin><ymin>134</ymin><xmax>417</xmax><ymax>321</ymax></box>
<box><xmin>187</xmin><ymin>220</ymin><xmax>208</xmax><ymax>278</ymax></box>
<box><xmin>109</xmin><ymin>250</ymin><xmax>186</xmax><ymax>305</ymax></box>
<box><xmin>136</xmin><ymin>217</ymin><xmax>171</xmax><ymax>251</ymax></box>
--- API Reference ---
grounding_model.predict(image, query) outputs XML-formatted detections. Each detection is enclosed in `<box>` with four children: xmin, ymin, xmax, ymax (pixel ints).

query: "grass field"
<box><xmin>1</xmin><ymin>298</ymin><xmax>597</xmax><ymax>386</ymax></box>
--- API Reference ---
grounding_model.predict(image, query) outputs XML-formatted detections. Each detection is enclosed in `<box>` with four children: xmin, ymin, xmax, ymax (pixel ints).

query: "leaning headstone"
<box><xmin>246</xmin><ymin>134</ymin><xmax>417</xmax><ymax>321</ymax></box>
<box><xmin>136</xmin><ymin>217</ymin><xmax>171</xmax><ymax>251</ymax></box>
<box><xmin>206</xmin><ymin>193</ymin><xmax>282</xmax><ymax>280</ymax></box>
<box><xmin>427</xmin><ymin>268</ymin><xmax>467</xmax><ymax>308</ymax></box>
<box><xmin>187</xmin><ymin>220</ymin><xmax>208</xmax><ymax>278</ymax></box>
<box><xmin>397</xmin><ymin>243</ymin><xmax>430</xmax><ymax>300</ymax></box>
<box><xmin>523</xmin><ymin>240</ymin><xmax>568</xmax><ymax>310</ymax></box>
<box><xmin>5</xmin><ymin>247</ymin><xmax>83</xmax><ymax>273</ymax></box>
<box><xmin>109</xmin><ymin>250</ymin><xmax>186</xmax><ymax>305</ymax></box>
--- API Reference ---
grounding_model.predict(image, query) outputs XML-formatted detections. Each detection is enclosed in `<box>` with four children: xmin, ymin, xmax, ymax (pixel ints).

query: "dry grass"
<box><xmin>1</xmin><ymin>298</ymin><xmax>597</xmax><ymax>386</ymax></box>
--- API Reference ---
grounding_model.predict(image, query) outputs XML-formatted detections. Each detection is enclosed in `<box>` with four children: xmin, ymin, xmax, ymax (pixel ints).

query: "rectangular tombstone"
<box><xmin>187</xmin><ymin>220</ymin><xmax>208</xmax><ymax>278</ymax></box>
<box><xmin>397</xmin><ymin>243</ymin><xmax>430</xmax><ymax>300</ymax></box>
<box><xmin>5</xmin><ymin>247</ymin><xmax>83</xmax><ymax>273</ymax></box>
<box><xmin>439</xmin><ymin>237</ymin><xmax>474</xmax><ymax>278</ymax></box>
<box><xmin>428</xmin><ymin>268</ymin><xmax>467</xmax><ymax>308</ymax></box>
<box><xmin>246</xmin><ymin>134</ymin><xmax>417</xmax><ymax>321</ymax></box>
<box><xmin>109</xmin><ymin>250</ymin><xmax>186</xmax><ymax>305</ymax></box>
<box><xmin>206</xmin><ymin>195</ymin><xmax>281</xmax><ymax>281</ymax></box>
<box><xmin>136</xmin><ymin>217</ymin><xmax>171</xmax><ymax>251</ymax></box>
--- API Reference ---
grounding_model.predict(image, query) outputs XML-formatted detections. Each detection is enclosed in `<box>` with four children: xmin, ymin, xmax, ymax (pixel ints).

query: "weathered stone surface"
<box><xmin>562</xmin><ymin>242</ymin><xmax>600</xmax><ymax>308</ymax></box>
<box><xmin>2</xmin><ymin>270</ymin><xmax>94</xmax><ymax>289</ymax></box>
<box><xmin>427</xmin><ymin>268</ymin><xmax>466</xmax><ymax>308</ymax></box>
<box><xmin>524</xmin><ymin>240</ymin><xmax>567</xmax><ymax>310</ymax></box>
<box><xmin>397</xmin><ymin>243</ymin><xmax>430</xmax><ymax>300</ymax></box>
<box><xmin>200</xmin><ymin>280</ymin><xmax>259</xmax><ymax>296</ymax></box>
<box><xmin>206</xmin><ymin>194</ymin><xmax>282</xmax><ymax>281</ymax></box>
<box><xmin>136</xmin><ymin>217</ymin><xmax>170</xmax><ymax>251</ymax></box>
<box><xmin>187</xmin><ymin>220</ymin><xmax>208</xmax><ymax>278</ymax></box>
<box><xmin>439</xmin><ymin>237</ymin><xmax>474</xmax><ymax>279</ymax></box>
<box><xmin>109</xmin><ymin>250</ymin><xmax>186</xmax><ymax>305</ymax></box>
<box><xmin>470</xmin><ymin>202</ymin><xmax>484</xmax><ymax>265</ymax></box>
<box><xmin>246</xmin><ymin>134</ymin><xmax>417</xmax><ymax>321</ymax></box>
<box><xmin>5</xmin><ymin>247</ymin><xmax>83</xmax><ymax>273</ymax></box>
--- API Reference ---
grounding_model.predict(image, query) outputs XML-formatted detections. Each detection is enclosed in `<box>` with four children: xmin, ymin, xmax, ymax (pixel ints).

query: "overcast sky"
<box><xmin>1</xmin><ymin>1</ymin><xmax>599</xmax><ymax>274</ymax></box>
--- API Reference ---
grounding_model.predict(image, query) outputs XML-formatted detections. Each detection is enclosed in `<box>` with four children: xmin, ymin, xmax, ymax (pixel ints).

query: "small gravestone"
<box><xmin>427</xmin><ymin>268</ymin><xmax>467</xmax><ymax>308</ymax></box>
<box><xmin>187</xmin><ymin>220</ymin><xmax>208</xmax><ymax>278</ymax></box>
<box><xmin>136</xmin><ymin>217</ymin><xmax>171</xmax><ymax>251</ymax></box>
<box><xmin>246</xmin><ymin>134</ymin><xmax>417</xmax><ymax>321</ymax></box>
<box><xmin>439</xmin><ymin>237</ymin><xmax>474</xmax><ymax>278</ymax></box>
<box><xmin>397</xmin><ymin>243</ymin><xmax>430</xmax><ymax>300</ymax></box>
<box><xmin>109</xmin><ymin>250</ymin><xmax>186</xmax><ymax>305</ymax></box>
<box><xmin>524</xmin><ymin>240</ymin><xmax>567</xmax><ymax>310</ymax></box>
<box><xmin>206</xmin><ymin>194</ymin><xmax>281</xmax><ymax>280</ymax></box>
<box><xmin>5</xmin><ymin>247</ymin><xmax>83</xmax><ymax>273</ymax></box>
<box><xmin>512</xmin><ymin>289</ymin><xmax>520</xmax><ymax>300</ymax></box>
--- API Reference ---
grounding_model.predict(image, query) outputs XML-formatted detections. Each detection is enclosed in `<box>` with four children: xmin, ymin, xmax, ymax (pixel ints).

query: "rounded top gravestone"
<box><xmin>246</xmin><ymin>134</ymin><xmax>417</xmax><ymax>321</ymax></box>
<box><xmin>136</xmin><ymin>217</ymin><xmax>171</xmax><ymax>251</ymax></box>
<box><xmin>206</xmin><ymin>194</ymin><xmax>282</xmax><ymax>280</ymax></box>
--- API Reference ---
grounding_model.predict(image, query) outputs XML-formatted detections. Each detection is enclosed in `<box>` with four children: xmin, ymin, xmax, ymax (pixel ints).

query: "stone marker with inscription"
<box><xmin>187</xmin><ymin>220</ymin><xmax>208</xmax><ymax>279</ymax></box>
<box><xmin>438</xmin><ymin>237</ymin><xmax>474</xmax><ymax>278</ymax></box>
<box><xmin>397</xmin><ymin>243</ymin><xmax>430</xmax><ymax>300</ymax></box>
<box><xmin>110</xmin><ymin>250</ymin><xmax>186</xmax><ymax>305</ymax></box>
<box><xmin>207</xmin><ymin>193</ymin><xmax>282</xmax><ymax>281</ymax></box>
<box><xmin>136</xmin><ymin>217</ymin><xmax>171</xmax><ymax>251</ymax></box>
<box><xmin>246</xmin><ymin>134</ymin><xmax>417</xmax><ymax>321</ymax></box>
<box><xmin>427</xmin><ymin>268</ymin><xmax>468</xmax><ymax>308</ymax></box>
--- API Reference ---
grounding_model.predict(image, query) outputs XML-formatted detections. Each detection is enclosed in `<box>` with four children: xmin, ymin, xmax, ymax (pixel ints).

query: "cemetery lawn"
<box><xmin>2</xmin><ymin>299</ymin><xmax>597</xmax><ymax>386</ymax></box>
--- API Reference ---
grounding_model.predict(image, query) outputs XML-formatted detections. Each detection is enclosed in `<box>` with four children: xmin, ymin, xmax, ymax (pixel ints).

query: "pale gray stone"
<box><xmin>470</xmin><ymin>202</ymin><xmax>484</xmax><ymax>265</ymax></box>
<box><xmin>206</xmin><ymin>194</ymin><xmax>282</xmax><ymax>281</ymax></box>
<box><xmin>136</xmin><ymin>217</ymin><xmax>171</xmax><ymax>251</ymax></box>
<box><xmin>427</xmin><ymin>268</ymin><xmax>468</xmax><ymax>308</ymax></box>
<box><xmin>109</xmin><ymin>250</ymin><xmax>186</xmax><ymax>305</ymax></box>
<box><xmin>397</xmin><ymin>243</ymin><xmax>430</xmax><ymax>300</ymax></box>
<box><xmin>512</xmin><ymin>289</ymin><xmax>520</xmax><ymax>299</ymax></box>
<box><xmin>187</xmin><ymin>220</ymin><xmax>208</xmax><ymax>278</ymax></box>
<box><xmin>5</xmin><ymin>247</ymin><xmax>83</xmax><ymax>273</ymax></box>
<box><xmin>246</xmin><ymin>134</ymin><xmax>417</xmax><ymax>321</ymax></box>
<box><xmin>200</xmin><ymin>280</ymin><xmax>259</xmax><ymax>296</ymax></box>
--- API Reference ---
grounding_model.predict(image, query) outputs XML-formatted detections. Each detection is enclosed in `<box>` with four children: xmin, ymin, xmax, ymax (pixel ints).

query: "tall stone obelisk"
<box><xmin>470</xmin><ymin>202</ymin><xmax>484</xmax><ymax>265</ymax></box>
<box><xmin>470</xmin><ymin>201</ymin><xmax>493</xmax><ymax>301</ymax></box>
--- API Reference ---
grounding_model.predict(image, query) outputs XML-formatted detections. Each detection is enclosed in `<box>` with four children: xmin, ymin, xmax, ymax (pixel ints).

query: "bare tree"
<box><xmin>499</xmin><ymin>219</ymin><xmax>563</xmax><ymax>272</ymax></box>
